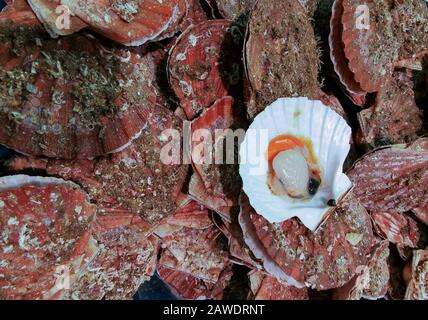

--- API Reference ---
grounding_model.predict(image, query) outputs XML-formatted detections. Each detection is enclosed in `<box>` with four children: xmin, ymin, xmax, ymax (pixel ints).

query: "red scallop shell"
<box><xmin>329</xmin><ymin>0</ymin><xmax>367</xmax><ymax>105</ymax></box>
<box><xmin>213</xmin><ymin>0</ymin><xmax>255</xmax><ymax>19</ymax></box>
<box><xmin>410</xmin><ymin>138</ymin><xmax>428</xmax><ymax>226</ymax></box>
<box><xmin>164</xmin><ymin>200</ymin><xmax>213</xmax><ymax>230</ymax></box>
<box><xmin>357</xmin><ymin>72</ymin><xmax>422</xmax><ymax>148</ymax></box>
<box><xmin>239</xmin><ymin>193</ymin><xmax>374</xmax><ymax>290</ymax></box>
<box><xmin>341</xmin><ymin>0</ymin><xmax>398</xmax><ymax>92</ymax></box>
<box><xmin>68</xmin><ymin>216</ymin><xmax>159</xmax><ymax>300</ymax></box>
<box><xmin>393</xmin><ymin>0</ymin><xmax>428</xmax><ymax>64</ymax></box>
<box><xmin>372</xmin><ymin>212</ymin><xmax>420</xmax><ymax>248</ymax></box>
<box><xmin>157</xmin><ymin>223</ymin><xmax>233</xmax><ymax>300</ymax></box>
<box><xmin>28</xmin><ymin>0</ymin><xmax>88</xmax><ymax>37</ymax></box>
<box><xmin>159</xmin><ymin>226</ymin><xmax>229</xmax><ymax>283</ymax></box>
<box><xmin>333</xmin><ymin>240</ymin><xmax>390</xmax><ymax>300</ymax></box>
<box><xmin>244</xmin><ymin>0</ymin><xmax>320</xmax><ymax>118</ymax></box>
<box><xmin>317</xmin><ymin>90</ymin><xmax>347</xmax><ymax>119</ymax></box>
<box><xmin>61</xmin><ymin>0</ymin><xmax>184</xmax><ymax>46</ymax></box>
<box><xmin>180</xmin><ymin>0</ymin><xmax>208</xmax><ymax>31</ymax></box>
<box><xmin>188</xmin><ymin>96</ymin><xmax>241</xmax><ymax>221</ymax></box>
<box><xmin>5</xmin><ymin>104</ymin><xmax>189</xmax><ymax>227</ymax></box>
<box><xmin>1</xmin><ymin>0</ymin><xmax>40</xmax><ymax>25</ymax></box>
<box><xmin>0</xmin><ymin>175</ymin><xmax>96</xmax><ymax>299</ymax></box>
<box><xmin>157</xmin><ymin>265</ymin><xmax>208</xmax><ymax>300</ymax></box>
<box><xmin>0</xmin><ymin>11</ymin><xmax>159</xmax><ymax>159</ymax></box>
<box><xmin>155</xmin><ymin>0</ymin><xmax>190</xmax><ymax>41</ymax></box>
<box><xmin>348</xmin><ymin>147</ymin><xmax>428</xmax><ymax>213</ymax></box>
<box><xmin>248</xmin><ymin>270</ymin><xmax>309</xmax><ymax>300</ymax></box>
<box><xmin>405</xmin><ymin>248</ymin><xmax>428</xmax><ymax>300</ymax></box>
<box><xmin>168</xmin><ymin>20</ymin><xmax>243</xmax><ymax>119</ymax></box>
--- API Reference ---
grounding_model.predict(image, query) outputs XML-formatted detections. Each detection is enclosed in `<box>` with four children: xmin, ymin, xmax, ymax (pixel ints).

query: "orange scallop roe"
<box><xmin>267</xmin><ymin>134</ymin><xmax>305</xmax><ymax>161</ymax></box>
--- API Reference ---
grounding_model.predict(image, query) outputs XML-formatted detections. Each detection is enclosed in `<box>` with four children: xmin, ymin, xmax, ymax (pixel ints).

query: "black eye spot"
<box><xmin>308</xmin><ymin>178</ymin><xmax>320</xmax><ymax>196</ymax></box>
<box><xmin>327</xmin><ymin>199</ymin><xmax>337</xmax><ymax>207</ymax></box>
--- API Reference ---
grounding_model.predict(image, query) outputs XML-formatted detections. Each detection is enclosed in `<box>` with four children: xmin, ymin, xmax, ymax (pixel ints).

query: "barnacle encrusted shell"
<box><xmin>239</xmin><ymin>192</ymin><xmax>374</xmax><ymax>290</ymax></box>
<box><xmin>244</xmin><ymin>0</ymin><xmax>320</xmax><ymax>118</ymax></box>
<box><xmin>5</xmin><ymin>104</ymin><xmax>189</xmax><ymax>226</ymax></box>
<box><xmin>239</xmin><ymin>97</ymin><xmax>352</xmax><ymax>231</ymax></box>
<box><xmin>67</xmin><ymin>215</ymin><xmax>159</xmax><ymax>300</ymax></box>
<box><xmin>60</xmin><ymin>0</ymin><xmax>185</xmax><ymax>46</ymax></box>
<box><xmin>0</xmin><ymin>175</ymin><xmax>96</xmax><ymax>299</ymax></box>
<box><xmin>331</xmin><ymin>0</ymin><xmax>428</xmax><ymax>94</ymax></box>
<box><xmin>357</xmin><ymin>71</ymin><xmax>422</xmax><ymax>148</ymax></box>
<box><xmin>0</xmin><ymin>9</ymin><xmax>159</xmax><ymax>159</ymax></box>
<box><xmin>405</xmin><ymin>248</ymin><xmax>428</xmax><ymax>300</ymax></box>
<box><xmin>333</xmin><ymin>240</ymin><xmax>390</xmax><ymax>300</ymax></box>
<box><xmin>168</xmin><ymin>20</ymin><xmax>244</xmax><ymax>119</ymax></box>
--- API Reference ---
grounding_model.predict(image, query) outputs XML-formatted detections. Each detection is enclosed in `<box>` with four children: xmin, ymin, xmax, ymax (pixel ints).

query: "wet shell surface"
<box><xmin>0</xmin><ymin>10</ymin><xmax>159</xmax><ymax>159</ymax></box>
<box><xmin>0</xmin><ymin>175</ymin><xmax>96</xmax><ymax>299</ymax></box>
<box><xmin>168</xmin><ymin>20</ymin><xmax>244</xmax><ymax>119</ymax></box>
<box><xmin>240</xmin><ymin>97</ymin><xmax>352</xmax><ymax>231</ymax></box>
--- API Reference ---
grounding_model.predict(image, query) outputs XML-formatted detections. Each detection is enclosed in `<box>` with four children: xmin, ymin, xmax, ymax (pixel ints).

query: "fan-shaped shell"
<box><xmin>348</xmin><ymin>147</ymin><xmax>428</xmax><ymax>213</ymax></box>
<box><xmin>240</xmin><ymin>97</ymin><xmax>352</xmax><ymax>231</ymax></box>
<box><xmin>0</xmin><ymin>175</ymin><xmax>96</xmax><ymax>299</ymax></box>
<box><xmin>61</xmin><ymin>0</ymin><xmax>184</xmax><ymax>46</ymax></box>
<box><xmin>0</xmin><ymin>11</ymin><xmax>159</xmax><ymax>159</ymax></box>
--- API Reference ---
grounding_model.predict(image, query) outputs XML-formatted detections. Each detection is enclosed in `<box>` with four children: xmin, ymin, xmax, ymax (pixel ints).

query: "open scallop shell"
<box><xmin>239</xmin><ymin>97</ymin><xmax>352</xmax><ymax>231</ymax></box>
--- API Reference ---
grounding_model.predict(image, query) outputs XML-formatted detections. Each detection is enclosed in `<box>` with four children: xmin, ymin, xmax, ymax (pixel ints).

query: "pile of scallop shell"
<box><xmin>0</xmin><ymin>0</ymin><xmax>427</xmax><ymax>300</ymax></box>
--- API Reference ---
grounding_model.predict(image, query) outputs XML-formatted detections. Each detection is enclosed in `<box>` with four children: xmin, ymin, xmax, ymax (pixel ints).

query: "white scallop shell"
<box><xmin>239</xmin><ymin>97</ymin><xmax>352</xmax><ymax>231</ymax></box>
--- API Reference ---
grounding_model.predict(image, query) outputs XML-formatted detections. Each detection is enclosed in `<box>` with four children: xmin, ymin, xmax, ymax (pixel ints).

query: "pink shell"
<box><xmin>348</xmin><ymin>147</ymin><xmax>428</xmax><ymax>213</ymax></box>
<box><xmin>28</xmin><ymin>0</ymin><xmax>87</xmax><ymax>37</ymax></box>
<box><xmin>5</xmin><ymin>104</ymin><xmax>189</xmax><ymax>227</ymax></box>
<box><xmin>341</xmin><ymin>0</ymin><xmax>395</xmax><ymax>92</ymax></box>
<box><xmin>189</xmin><ymin>96</ymin><xmax>241</xmax><ymax>221</ymax></box>
<box><xmin>405</xmin><ymin>249</ymin><xmax>428</xmax><ymax>300</ymax></box>
<box><xmin>68</xmin><ymin>219</ymin><xmax>159</xmax><ymax>300</ymax></box>
<box><xmin>372</xmin><ymin>212</ymin><xmax>420</xmax><ymax>248</ymax></box>
<box><xmin>329</xmin><ymin>0</ymin><xmax>367</xmax><ymax>104</ymax></box>
<box><xmin>0</xmin><ymin>175</ymin><xmax>96</xmax><ymax>299</ymax></box>
<box><xmin>61</xmin><ymin>0</ymin><xmax>185</xmax><ymax>46</ymax></box>
<box><xmin>239</xmin><ymin>193</ymin><xmax>374</xmax><ymax>290</ymax></box>
<box><xmin>249</xmin><ymin>270</ymin><xmax>309</xmax><ymax>300</ymax></box>
<box><xmin>168</xmin><ymin>20</ymin><xmax>243</xmax><ymax>119</ymax></box>
<box><xmin>357</xmin><ymin>72</ymin><xmax>422</xmax><ymax>147</ymax></box>
<box><xmin>159</xmin><ymin>226</ymin><xmax>229</xmax><ymax>283</ymax></box>
<box><xmin>0</xmin><ymin>10</ymin><xmax>159</xmax><ymax>159</ymax></box>
<box><xmin>333</xmin><ymin>240</ymin><xmax>390</xmax><ymax>300</ymax></box>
